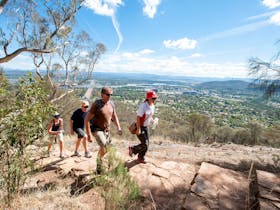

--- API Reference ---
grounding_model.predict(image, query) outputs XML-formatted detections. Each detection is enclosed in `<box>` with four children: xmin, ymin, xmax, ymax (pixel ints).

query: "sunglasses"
<box><xmin>152</xmin><ymin>98</ymin><xmax>157</xmax><ymax>100</ymax></box>
<box><xmin>83</xmin><ymin>106</ymin><xmax>89</xmax><ymax>108</ymax></box>
<box><xmin>104</xmin><ymin>93</ymin><xmax>113</xmax><ymax>96</ymax></box>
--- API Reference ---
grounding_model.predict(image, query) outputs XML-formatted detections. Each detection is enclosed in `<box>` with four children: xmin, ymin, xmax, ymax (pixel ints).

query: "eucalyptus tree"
<box><xmin>187</xmin><ymin>113</ymin><xmax>213</xmax><ymax>143</ymax></box>
<box><xmin>0</xmin><ymin>0</ymin><xmax>84</xmax><ymax>64</ymax></box>
<box><xmin>249</xmin><ymin>51</ymin><xmax>280</xmax><ymax>98</ymax></box>
<box><xmin>54</xmin><ymin>30</ymin><xmax>106</xmax><ymax>87</ymax></box>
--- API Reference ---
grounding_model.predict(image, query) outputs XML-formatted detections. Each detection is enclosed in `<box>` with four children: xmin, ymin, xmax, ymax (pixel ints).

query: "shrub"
<box><xmin>0</xmin><ymin>73</ymin><xmax>53</xmax><ymax>206</ymax></box>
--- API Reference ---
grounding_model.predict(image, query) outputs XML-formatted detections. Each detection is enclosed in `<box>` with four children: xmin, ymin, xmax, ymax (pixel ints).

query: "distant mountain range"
<box><xmin>3</xmin><ymin>69</ymin><xmax>252</xmax><ymax>84</ymax></box>
<box><xmin>195</xmin><ymin>80</ymin><xmax>253</xmax><ymax>90</ymax></box>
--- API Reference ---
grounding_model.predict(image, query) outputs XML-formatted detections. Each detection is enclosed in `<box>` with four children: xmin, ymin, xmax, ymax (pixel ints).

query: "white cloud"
<box><xmin>83</xmin><ymin>0</ymin><xmax>123</xmax><ymax>53</ymax></box>
<box><xmin>262</xmin><ymin>0</ymin><xmax>280</xmax><ymax>9</ymax></box>
<box><xmin>138</xmin><ymin>49</ymin><xmax>155</xmax><ymax>55</ymax></box>
<box><xmin>188</xmin><ymin>53</ymin><xmax>203</xmax><ymax>58</ymax></box>
<box><xmin>95</xmin><ymin>51</ymin><xmax>248</xmax><ymax>78</ymax></box>
<box><xmin>201</xmin><ymin>21</ymin><xmax>269</xmax><ymax>42</ymax></box>
<box><xmin>142</xmin><ymin>0</ymin><xmax>161</xmax><ymax>18</ymax></box>
<box><xmin>246</xmin><ymin>11</ymin><xmax>278</xmax><ymax>21</ymax></box>
<box><xmin>1</xmin><ymin>54</ymin><xmax>34</xmax><ymax>70</ymax></box>
<box><xmin>163</xmin><ymin>37</ymin><xmax>197</xmax><ymax>50</ymax></box>
<box><xmin>270</xmin><ymin>11</ymin><xmax>280</xmax><ymax>25</ymax></box>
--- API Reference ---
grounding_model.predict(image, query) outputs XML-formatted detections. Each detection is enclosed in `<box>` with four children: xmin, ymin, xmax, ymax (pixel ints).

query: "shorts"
<box><xmin>74</xmin><ymin>128</ymin><xmax>86</xmax><ymax>138</ymax></box>
<box><xmin>49</xmin><ymin>132</ymin><xmax>64</xmax><ymax>142</ymax></box>
<box><xmin>93</xmin><ymin>130</ymin><xmax>111</xmax><ymax>147</ymax></box>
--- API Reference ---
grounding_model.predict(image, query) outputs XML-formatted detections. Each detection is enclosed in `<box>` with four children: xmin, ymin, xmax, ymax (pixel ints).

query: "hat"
<box><xmin>54</xmin><ymin>111</ymin><xmax>60</xmax><ymax>117</ymax></box>
<box><xmin>82</xmin><ymin>100</ymin><xmax>89</xmax><ymax>106</ymax></box>
<box><xmin>146</xmin><ymin>90</ymin><xmax>158</xmax><ymax>99</ymax></box>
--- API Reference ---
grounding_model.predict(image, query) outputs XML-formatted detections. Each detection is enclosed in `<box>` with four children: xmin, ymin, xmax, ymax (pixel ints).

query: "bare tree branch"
<box><xmin>0</xmin><ymin>0</ymin><xmax>9</xmax><ymax>14</ymax></box>
<box><xmin>0</xmin><ymin>47</ymin><xmax>54</xmax><ymax>63</ymax></box>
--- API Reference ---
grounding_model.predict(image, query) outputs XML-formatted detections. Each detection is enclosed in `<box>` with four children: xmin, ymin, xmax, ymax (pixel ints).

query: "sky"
<box><xmin>2</xmin><ymin>0</ymin><xmax>280</xmax><ymax>78</ymax></box>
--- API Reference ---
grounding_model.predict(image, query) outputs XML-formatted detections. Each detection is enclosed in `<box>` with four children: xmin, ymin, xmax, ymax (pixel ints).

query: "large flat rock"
<box><xmin>191</xmin><ymin>162</ymin><xmax>248</xmax><ymax>210</ymax></box>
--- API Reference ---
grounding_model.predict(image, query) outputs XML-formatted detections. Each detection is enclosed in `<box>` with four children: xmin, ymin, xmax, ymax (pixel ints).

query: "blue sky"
<box><xmin>3</xmin><ymin>0</ymin><xmax>280</xmax><ymax>78</ymax></box>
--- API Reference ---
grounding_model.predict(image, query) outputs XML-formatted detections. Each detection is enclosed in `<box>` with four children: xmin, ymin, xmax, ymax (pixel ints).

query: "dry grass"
<box><xmin>1</xmin><ymin>186</ymin><xmax>93</xmax><ymax>210</ymax></box>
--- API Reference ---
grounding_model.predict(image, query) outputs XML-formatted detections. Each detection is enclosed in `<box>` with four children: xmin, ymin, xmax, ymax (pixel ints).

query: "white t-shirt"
<box><xmin>137</xmin><ymin>101</ymin><xmax>155</xmax><ymax>127</ymax></box>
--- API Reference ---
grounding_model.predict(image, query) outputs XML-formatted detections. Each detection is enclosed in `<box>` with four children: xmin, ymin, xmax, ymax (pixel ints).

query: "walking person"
<box><xmin>128</xmin><ymin>90</ymin><xmax>158</xmax><ymax>163</ymax></box>
<box><xmin>47</xmin><ymin>112</ymin><xmax>64</xmax><ymax>158</ymax></box>
<box><xmin>70</xmin><ymin>100</ymin><xmax>92</xmax><ymax>158</ymax></box>
<box><xmin>85</xmin><ymin>86</ymin><xmax>122</xmax><ymax>174</ymax></box>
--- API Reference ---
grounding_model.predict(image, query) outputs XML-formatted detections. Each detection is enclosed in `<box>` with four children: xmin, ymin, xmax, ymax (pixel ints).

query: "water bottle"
<box><xmin>151</xmin><ymin>117</ymin><xmax>159</xmax><ymax>130</ymax></box>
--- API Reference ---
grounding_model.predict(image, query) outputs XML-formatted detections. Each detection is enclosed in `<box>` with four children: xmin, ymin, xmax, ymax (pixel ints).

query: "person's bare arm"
<box><xmin>69</xmin><ymin>119</ymin><xmax>74</xmax><ymax>135</ymax></box>
<box><xmin>112</xmin><ymin>110</ymin><xmax>122</xmax><ymax>135</ymax></box>
<box><xmin>47</xmin><ymin>120</ymin><xmax>57</xmax><ymax>135</ymax></box>
<box><xmin>84</xmin><ymin>112</ymin><xmax>94</xmax><ymax>142</ymax></box>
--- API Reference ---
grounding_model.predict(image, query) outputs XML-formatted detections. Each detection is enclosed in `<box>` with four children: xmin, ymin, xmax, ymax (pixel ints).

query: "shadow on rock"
<box><xmin>70</xmin><ymin>174</ymin><xmax>94</xmax><ymax>196</ymax></box>
<box><xmin>124</xmin><ymin>159</ymin><xmax>140</xmax><ymax>170</ymax></box>
<box><xmin>20</xmin><ymin>182</ymin><xmax>57</xmax><ymax>195</ymax></box>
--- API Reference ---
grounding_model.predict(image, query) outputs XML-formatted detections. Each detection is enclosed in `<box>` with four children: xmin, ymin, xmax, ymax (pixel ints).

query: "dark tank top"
<box><xmin>52</xmin><ymin>119</ymin><xmax>60</xmax><ymax>131</ymax></box>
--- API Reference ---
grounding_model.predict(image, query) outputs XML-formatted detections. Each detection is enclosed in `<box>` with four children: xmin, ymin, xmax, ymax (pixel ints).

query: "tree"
<box><xmin>0</xmin><ymin>0</ymin><xmax>84</xmax><ymax>64</ymax></box>
<box><xmin>186</xmin><ymin>113</ymin><xmax>213</xmax><ymax>143</ymax></box>
<box><xmin>247</xmin><ymin>121</ymin><xmax>262</xmax><ymax>145</ymax></box>
<box><xmin>0</xmin><ymin>0</ymin><xmax>9</xmax><ymax>14</ymax></box>
<box><xmin>249</xmin><ymin>55</ymin><xmax>280</xmax><ymax>98</ymax></box>
<box><xmin>0</xmin><ymin>73</ymin><xmax>53</xmax><ymax>206</ymax></box>
<box><xmin>54</xmin><ymin>31</ymin><xmax>105</xmax><ymax>87</ymax></box>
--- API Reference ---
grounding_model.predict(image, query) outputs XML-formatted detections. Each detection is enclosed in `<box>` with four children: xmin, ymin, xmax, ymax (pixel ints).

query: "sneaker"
<box><xmin>60</xmin><ymin>153</ymin><xmax>65</xmax><ymax>159</ymax></box>
<box><xmin>128</xmin><ymin>146</ymin><xmax>133</xmax><ymax>157</ymax></box>
<box><xmin>85</xmin><ymin>151</ymin><xmax>92</xmax><ymax>158</ymax></box>
<box><xmin>74</xmin><ymin>151</ymin><xmax>81</xmax><ymax>157</ymax></box>
<box><xmin>137</xmin><ymin>158</ymin><xmax>146</xmax><ymax>164</ymax></box>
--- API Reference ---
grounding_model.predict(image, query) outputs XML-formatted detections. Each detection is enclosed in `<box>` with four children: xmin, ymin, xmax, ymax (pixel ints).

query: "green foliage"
<box><xmin>214</xmin><ymin>126</ymin><xmax>234</xmax><ymax>143</ymax></box>
<box><xmin>186</xmin><ymin>113</ymin><xmax>213</xmax><ymax>143</ymax></box>
<box><xmin>0</xmin><ymin>73</ymin><xmax>53</xmax><ymax>205</ymax></box>
<box><xmin>94</xmin><ymin>147</ymin><xmax>141</xmax><ymax>210</ymax></box>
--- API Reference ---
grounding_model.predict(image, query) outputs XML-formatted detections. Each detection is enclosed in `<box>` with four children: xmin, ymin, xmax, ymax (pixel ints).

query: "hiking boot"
<box><xmin>74</xmin><ymin>151</ymin><xmax>81</xmax><ymax>157</ymax></box>
<box><xmin>96</xmin><ymin>162</ymin><xmax>104</xmax><ymax>174</ymax></box>
<box><xmin>128</xmin><ymin>146</ymin><xmax>133</xmax><ymax>157</ymax></box>
<box><xmin>60</xmin><ymin>153</ymin><xmax>65</xmax><ymax>159</ymax></box>
<box><xmin>137</xmin><ymin>158</ymin><xmax>146</xmax><ymax>164</ymax></box>
<box><xmin>85</xmin><ymin>151</ymin><xmax>92</xmax><ymax>158</ymax></box>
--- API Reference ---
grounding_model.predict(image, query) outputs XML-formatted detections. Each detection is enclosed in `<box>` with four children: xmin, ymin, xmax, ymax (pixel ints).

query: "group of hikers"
<box><xmin>47</xmin><ymin>86</ymin><xmax>158</xmax><ymax>174</ymax></box>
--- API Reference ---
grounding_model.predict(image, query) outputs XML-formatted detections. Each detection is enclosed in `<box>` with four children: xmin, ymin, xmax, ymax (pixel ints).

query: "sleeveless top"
<box><xmin>51</xmin><ymin>119</ymin><xmax>61</xmax><ymax>131</ymax></box>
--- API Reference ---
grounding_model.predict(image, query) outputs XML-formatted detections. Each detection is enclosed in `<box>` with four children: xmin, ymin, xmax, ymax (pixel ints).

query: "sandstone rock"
<box><xmin>191</xmin><ymin>162</ymin><xmax>247</xmax><ymax>210</ymax></box>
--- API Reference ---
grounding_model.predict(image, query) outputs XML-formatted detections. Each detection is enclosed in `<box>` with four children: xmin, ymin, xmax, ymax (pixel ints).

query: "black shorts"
<box><xmin>74</xmin><ymin>128</ymin><xmax>86</xmax><ymax>138</ymax></box>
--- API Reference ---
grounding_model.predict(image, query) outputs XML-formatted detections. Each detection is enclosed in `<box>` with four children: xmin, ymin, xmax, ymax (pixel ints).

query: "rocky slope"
<box><xmin>23</xmin><ymin>137</ymin><xmax>280</xmax><ymax>210</ymax></box>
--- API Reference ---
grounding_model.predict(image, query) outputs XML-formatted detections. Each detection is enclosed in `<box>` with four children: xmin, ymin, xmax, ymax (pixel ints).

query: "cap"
<box><xmin>146</xmin><ymin>90</ymin><xmax>158</xmax><ymax>99</ymax></box>
<box><xmin>54</xmin><ymin>111</ymin><xmax>60</xmax><ymax>117</ymax></box>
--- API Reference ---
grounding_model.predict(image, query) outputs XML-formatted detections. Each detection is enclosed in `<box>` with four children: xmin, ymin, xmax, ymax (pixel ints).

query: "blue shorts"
<box><xmin>74</xmin><ymin>128</ymin><xmax>86</xmax><ymax>139</ymax></box>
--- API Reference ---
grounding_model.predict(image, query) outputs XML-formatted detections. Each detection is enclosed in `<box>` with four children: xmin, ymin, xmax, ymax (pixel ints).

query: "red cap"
<box><xmin>146</xmin><ymin>90</ymin><xmax>158</xmax><ymax>99</ymax></box>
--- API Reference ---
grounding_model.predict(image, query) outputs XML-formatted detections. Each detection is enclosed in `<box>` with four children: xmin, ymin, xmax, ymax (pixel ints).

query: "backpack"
<box><xmin>90</xmin><ymin>99</ymin><xmax>115</xmax><ymax>132</ymax></box>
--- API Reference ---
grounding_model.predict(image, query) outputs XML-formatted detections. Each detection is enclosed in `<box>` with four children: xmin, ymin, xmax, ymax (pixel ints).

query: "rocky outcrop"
<box><xmin>25</xmin><ymin>140</ymin><xmax>280</xmax><ymax>210</ymax></box>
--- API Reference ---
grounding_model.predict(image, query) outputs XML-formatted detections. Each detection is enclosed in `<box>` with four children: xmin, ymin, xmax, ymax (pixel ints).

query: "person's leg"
<box><xmin>98</xmin><ymin>146</ymin><xmax>106</xmax><ymax>158</ymax></box>
<box><xmin>48</xmin><ymin>135</ymin><xmax>55</xmax><ymax>154</ymax></box>
<box><xmin>132</xmin><ymin>127</ymin><xmax>149</xmax><ymax>161</ymax></box>
<box><xmin>58</xmin><ymin>133</ymin><xmax>64</xmax><ymax>158</ymax></box>
<box><xmin>75</xmin><ymin>138</ymin><xmax>81</xmax><ymax>152</ymax></box>
<box><xmin>94</xmin><ymin>130</ymin><xmax>110</xmax><ymax>174</ymax></box>
<box><xmin>138</xmin><ymin>127</ymin><xmax>149</xmax><ymax>160</ymax></box>
<box><xmin>82</xmin><ymin>136</ymin><xmax>87</xmax><ymax>151</ymax></box>
<box><xmin>76</xmin><ymin>128</ymin><xmax>91</xmax><ymax>157</ymax></box>
<box><xmin>73</xmin><ymin>128</ymin><xmax>82</xmax><ymax>155</ymax></box>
